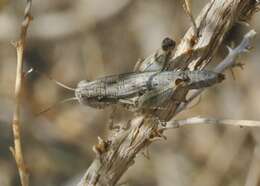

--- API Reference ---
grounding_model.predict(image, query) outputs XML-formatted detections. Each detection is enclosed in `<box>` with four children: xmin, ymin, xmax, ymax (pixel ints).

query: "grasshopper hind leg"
<box><xmin>136</xmin><ymin>80</ymin><xmax>188</xmax><ymax>121</ymax></box>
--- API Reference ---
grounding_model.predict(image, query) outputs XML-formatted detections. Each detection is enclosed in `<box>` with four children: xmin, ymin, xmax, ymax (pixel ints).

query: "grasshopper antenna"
<box><xmin>25</xmin><ymin>67</ymin><xmax>78</xmax><ymax>115</ymax></box>
<box><xmin>27</xmin><ymin>67</ymin><xmax>76</xmax><ymax>91</ymax></box>
<box><xmin>36</xmin><ymin>97</ymin><xmax>78</xmax><ymax>116</ymax></box>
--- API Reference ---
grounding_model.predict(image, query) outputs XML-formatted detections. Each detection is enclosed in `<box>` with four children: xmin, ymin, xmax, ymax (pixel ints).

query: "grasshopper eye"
<box><xmin>162</xmin><ymin>37</ymin><xmax>176</xmax><ymax>51</ymax></box>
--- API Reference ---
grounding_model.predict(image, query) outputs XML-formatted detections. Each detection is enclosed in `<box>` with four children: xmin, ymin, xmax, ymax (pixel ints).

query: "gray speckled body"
<box><xmin>75</xmin><ymin>70</ymin><xmax>224</xmax><ymax>109</ymax></box>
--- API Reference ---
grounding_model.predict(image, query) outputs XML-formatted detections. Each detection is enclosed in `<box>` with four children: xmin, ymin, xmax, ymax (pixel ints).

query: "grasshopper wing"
<box><xmin>134</xmin><ymin>80</ymin><xmax>188</xmax><ymax>121</ymax></box>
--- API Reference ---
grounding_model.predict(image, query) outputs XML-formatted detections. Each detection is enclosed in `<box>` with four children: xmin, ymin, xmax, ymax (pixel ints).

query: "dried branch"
<box><xmin>10</xmin><ymin>1</ymin><xmax>32</xmax><ymax>186</ymax></box>
<box><xmin>77</xmin><ymin>1</ymin><xmax>259</xmax><ymax>186</ymax></box>
<box><xmin>174</xmin><ymin>29</ymin><xmax>256</xmax><ymax>115</ymax></box>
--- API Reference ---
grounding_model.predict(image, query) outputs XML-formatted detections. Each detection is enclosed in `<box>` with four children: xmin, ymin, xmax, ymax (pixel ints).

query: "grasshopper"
<box><xmin>38</xmin><ymin>38</ymin><xmax>224</xmax><ymax>119</ymax></box>
<box><xmin>75</xmin><ymin>70</ymin><xmax>224</xmax><ymax>111</ymax></box>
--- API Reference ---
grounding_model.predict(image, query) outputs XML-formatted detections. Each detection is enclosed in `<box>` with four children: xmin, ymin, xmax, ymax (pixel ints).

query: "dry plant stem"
<box><xmin>175</xmin><ymin>29</ymin><xmax>256</xmax><ymax>115</ymax></box>
<box><xmin>11</xmin><ymin>1</ymin><xmax>32</xmax><ymax>186</ymax></box>
<box><xmin>77</xmin><ymin>1</ymin><xmax>259</xmax><ymax>186</ymax></box>
<box><xmin>163</xmin><ymin>116</ymin><xmax>260</xmax><ymax>130</ymax></box>
<box><xmin>183</xmin><ymin>0</ymin><xmax>198</xmax><ymax>36</ymax></box>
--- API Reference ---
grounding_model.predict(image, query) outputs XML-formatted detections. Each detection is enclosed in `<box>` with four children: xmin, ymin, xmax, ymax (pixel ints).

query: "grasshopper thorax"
<box><xmin>75</xmin><ymin>80</ymin><xmax>91</xmax><ymax>105</ymax></box>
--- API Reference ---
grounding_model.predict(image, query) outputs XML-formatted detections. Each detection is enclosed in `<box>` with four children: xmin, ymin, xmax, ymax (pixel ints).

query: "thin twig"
<box><xmin>163</xmin><ymin>116</ymin><xmax>260</xmax><ymax>130</ymax></box>
<box><xmin>10</xmin><ymin>1</ymin><xmax>32</xmax><ymax>186</ymax></box>
<box><xmin>183</xmin><ymin>0</ymin><xmax>198</xmax><ymax>36</ymax></box>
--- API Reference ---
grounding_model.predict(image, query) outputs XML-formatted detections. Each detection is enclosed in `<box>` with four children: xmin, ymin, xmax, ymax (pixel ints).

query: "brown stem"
<box><xmin>11</xmin><ymin>1</ymin><xmax>32</xmax><ymax>186</ymax></box>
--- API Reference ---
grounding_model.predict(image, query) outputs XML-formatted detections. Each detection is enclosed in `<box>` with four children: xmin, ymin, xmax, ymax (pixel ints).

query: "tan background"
<box><xmin>0</xmin><ymin>0</ymin><xmax>260</xmax><ymax>185</ymax></box>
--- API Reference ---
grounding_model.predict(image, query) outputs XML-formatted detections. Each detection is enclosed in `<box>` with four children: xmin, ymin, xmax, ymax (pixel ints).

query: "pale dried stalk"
<box><xmin>163</xmin><ymin>116</ymin><xmax>260</xmax><ymax>130</ymax></box>
<box><xmin>77</xmin><ymin>1</ymin><xmax>259</xmax><ymax>186</ymax></box>
<box><xmin>183</xmin><ymin>0</ymin><xmax>198</xmax><ymax>36</ymax></box>
<box><xmin>10</xmin><ymin>1</ymin><xmax>32</xmax><ymax>186</ymax></box>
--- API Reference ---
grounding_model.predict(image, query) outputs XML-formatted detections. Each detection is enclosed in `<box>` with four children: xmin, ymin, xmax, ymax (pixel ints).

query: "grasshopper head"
<box><xmin>75</xmin><ymin>80</ymin><xmax>93</xmax><ymax>106</ymax></box>
<box><xmin>75</xmin><ymin>80</ymin><xmax>108</xmax><ymax>109</ymax></box>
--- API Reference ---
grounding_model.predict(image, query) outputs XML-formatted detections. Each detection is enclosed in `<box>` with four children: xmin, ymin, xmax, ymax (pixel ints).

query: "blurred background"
<box><xmin>1</xmin><ymin>0</ymin><xmax>260</xmax><ymax>185</ymax></box>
